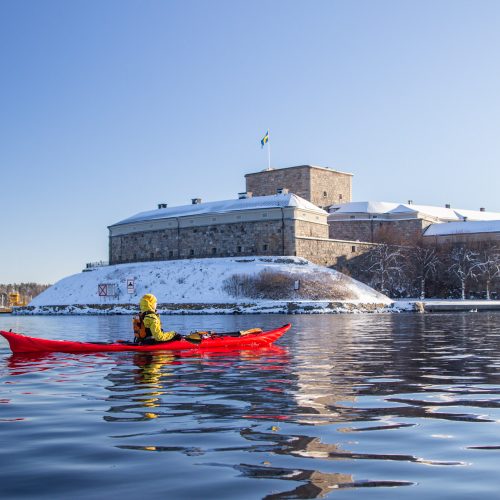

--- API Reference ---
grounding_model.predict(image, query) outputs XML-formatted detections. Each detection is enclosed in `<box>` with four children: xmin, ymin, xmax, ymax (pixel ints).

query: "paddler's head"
<box><xmin>140</xmin><ymin>293</ymin><xmax>157</xmax><ymax>313</ymax></box>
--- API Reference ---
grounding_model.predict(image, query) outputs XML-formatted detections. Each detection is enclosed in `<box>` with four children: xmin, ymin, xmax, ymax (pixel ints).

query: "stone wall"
<box><xmin>294</xmin><ymin>219</ymin><xmax>329</xmax><ymax>239</ymax></box>
<box><xmin>245</xmin><ymin>165</ymin><xmax>352</xmax><ymax>209</ymax></box>
<box><xmin>328</xmin><ymin>218</ymin><xmax>432</xmax><ymax>244</ymax></box>
<box><xmin>295</xmin><ymin>237</ymin><xmax>376</xmax><ymax>267</ymax></box>
<box><xmin>109</xmin><ymin>219</ymin><xmax>297</xmax><ymax>264</ymax></box>
<box><xmin>423</xmin><ymin>232</ymin><xmax>500</xmax><ymax>246</ymax></box>
<box><xmin>309</xmin><ymin>168</ymin><xmax>352</xmax><ymax>208</ymax></box>
<box><xmin>246</xmin><ymin>166</ymin><xmax>311</xmax><ymax>200</ymax></box>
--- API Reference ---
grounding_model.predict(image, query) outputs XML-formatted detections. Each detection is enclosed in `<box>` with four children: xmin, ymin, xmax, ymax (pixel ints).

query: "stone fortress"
<box><xmin>108</xmin><ymin>164</ymin><xmax>500</xmax><ymax>268</ymax></box>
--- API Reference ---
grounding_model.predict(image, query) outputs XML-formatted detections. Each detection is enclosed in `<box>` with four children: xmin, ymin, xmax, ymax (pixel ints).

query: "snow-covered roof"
<box><xmin>330</xmin><ymin>201</ymin><xmax>399</xmax><ymax>214</ymax></box>
<box><xmin>424</xmin><ymin>220</ymin><xmax>500</xmax><ymax>237</ymax></box>
<box><xmin>453</xmin><ymin>208</ymin><xmax>500</xmax><ymax>221</ymax></box>
<box><xmin>387</xmin><ymin>203</ymin><xmax>461</xmax><ymax>221</ymax></box>
<box><xmin>111</xmin><ymin>193</ymin><xmax>327</xmax><ymax>227</ymax></box>
<box><xmin>329</xmin><ymin>201</ymin><xmax>500</xmax><ymax>222</ymax></box>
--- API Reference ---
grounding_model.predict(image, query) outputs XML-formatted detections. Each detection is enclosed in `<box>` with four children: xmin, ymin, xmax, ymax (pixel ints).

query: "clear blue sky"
<box><xmin>2</xmin><ymin>0</ymin><xmax>500</xmax><ymax>284</ymax></box>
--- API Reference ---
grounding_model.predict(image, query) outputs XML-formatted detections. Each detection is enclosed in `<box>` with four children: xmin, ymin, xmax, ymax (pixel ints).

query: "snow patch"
<box><xmin>27</xmin><ymin>256</ymin><xmax>391</xmax><ymax>313</ymax></box>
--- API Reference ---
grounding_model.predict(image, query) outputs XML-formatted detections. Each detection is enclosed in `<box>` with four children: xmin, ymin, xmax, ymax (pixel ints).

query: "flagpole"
<box><xmin>267</xmin><ymin>129</ymin><xmax>271</xmax><ymax>170</ymax></box>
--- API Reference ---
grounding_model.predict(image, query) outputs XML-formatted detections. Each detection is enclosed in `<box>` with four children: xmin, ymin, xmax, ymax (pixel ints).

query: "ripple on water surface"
<box><xmin>2</xmin><ymin>313</ymin><xmax>500</xmax><ymax>499</ymax></box>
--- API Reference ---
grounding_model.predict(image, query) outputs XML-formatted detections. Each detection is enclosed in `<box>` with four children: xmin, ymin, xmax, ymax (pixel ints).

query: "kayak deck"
<box><xmin>0</xmin><ymin>324</ymin><xmax>291</xmax><ymax>354</ymax></box>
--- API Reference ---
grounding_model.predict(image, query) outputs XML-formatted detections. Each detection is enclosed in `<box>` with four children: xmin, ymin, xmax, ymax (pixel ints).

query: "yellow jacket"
<box><xmin>139</xmin><ymin>294</ymin><xmax>176</xmax><ymax>342</ymax></box>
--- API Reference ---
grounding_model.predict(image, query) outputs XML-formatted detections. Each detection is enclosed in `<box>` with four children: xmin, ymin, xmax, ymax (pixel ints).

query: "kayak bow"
<box><xmin>0</xmin><ymin>324</ymin><xmax>291</xmax><ymax>354</ymax></box>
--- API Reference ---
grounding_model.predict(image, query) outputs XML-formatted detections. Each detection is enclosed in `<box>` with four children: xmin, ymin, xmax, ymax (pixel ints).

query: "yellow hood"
<box><xmin>140</xmin><ymin>294</ymin><xmax>157</xmax><ymax>313</ymax></box>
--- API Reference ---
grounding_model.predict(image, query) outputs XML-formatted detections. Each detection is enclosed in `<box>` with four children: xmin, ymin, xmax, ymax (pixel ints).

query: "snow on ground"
<box><xmin>26</xmin><ymin>257</ymin><xmax>391</xmax><ymax>314</ymax></box>
<box><xmin>393</xmin><ymin>299</ymin><xmax>500</xmax><ymax>312</ymax></box>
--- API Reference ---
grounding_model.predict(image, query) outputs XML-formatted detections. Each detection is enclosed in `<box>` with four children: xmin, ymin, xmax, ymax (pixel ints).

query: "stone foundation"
<box><xmin>328</xmin><ymin>218</ymin><xmax>431</xmax><ymax>244</ymax></box>
<box><xmin>294</xmin><ymin>237</ymin><xmax>376</xmax><ymax>267</ymax></box>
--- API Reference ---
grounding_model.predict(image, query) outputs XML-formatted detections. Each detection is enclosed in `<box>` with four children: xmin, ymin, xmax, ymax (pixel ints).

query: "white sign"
<box><xmin>126</xmin><ymin>278</ymin><xmax>135</xmax><ymax>294</ymax></box>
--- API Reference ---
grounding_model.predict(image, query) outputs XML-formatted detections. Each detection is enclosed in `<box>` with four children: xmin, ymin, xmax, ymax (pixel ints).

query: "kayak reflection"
<box><xmin>5</xmin><ymin>351</ymin><xmax>112</xmax><ymax>376</ymax></box>
<box><xmin>103</xmin><ymin>345</ymin><xmax>291</xmax><ymax>424</ymax></box>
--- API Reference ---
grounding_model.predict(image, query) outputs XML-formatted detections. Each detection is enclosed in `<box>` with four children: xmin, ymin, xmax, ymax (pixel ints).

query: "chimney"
<box><xmin>157</xmin><ymin>203</ymin><xmax>167</xmax><ymax>209</ymax></box>
<box><xmin>480</xmin><ymin>207</ymin><xmax>485</xmax><ymax>212</ymax></box>
<box><xmin>238</xmin><ymin>191</ymin><xmax>253</xmax><ymax>199</ymax></box>
<box><xmin>191</xmin><ymin>198</ymin><xmax>202</xmax><ymax>205</ymax></box>
<box><xmin>276</xmin><ymin>187</ymin><xmax>289</xmax><ymax>195</ymax></box>
<box><xmin>445</xmin><ymin>204</ymin><xmax>451</xmax><ymax>209</ymax></box>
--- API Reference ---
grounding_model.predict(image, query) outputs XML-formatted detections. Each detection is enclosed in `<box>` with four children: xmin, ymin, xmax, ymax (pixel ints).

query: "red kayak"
<box><xmin>0</xmin><ymin>324</ymin><xmax>291</xmax><ymax>354</ymax></box>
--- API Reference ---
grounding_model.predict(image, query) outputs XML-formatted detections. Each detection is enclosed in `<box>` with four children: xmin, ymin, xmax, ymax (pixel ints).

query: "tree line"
<box><xmin>343</xmin><ymin>240</ymin><xmax>500</xmax><ymax>300</ymax></box>
<box><xmin>0</xmin><ymin>283</ymin><xmax>51</xmax><ymax>301</ymax></box>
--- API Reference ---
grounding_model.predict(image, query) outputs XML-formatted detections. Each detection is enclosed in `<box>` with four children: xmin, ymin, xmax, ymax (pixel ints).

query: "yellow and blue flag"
<box><xmin>261</xmin><ymin>130</ymin><xmax>269</xmax><ymax>148</ymax></box>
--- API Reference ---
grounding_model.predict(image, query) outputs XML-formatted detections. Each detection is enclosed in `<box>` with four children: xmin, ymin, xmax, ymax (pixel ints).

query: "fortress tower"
<box><xmin>245</xmin><ymin>165</ymin><xmax>352</xmax><ymax>209</ymax></box>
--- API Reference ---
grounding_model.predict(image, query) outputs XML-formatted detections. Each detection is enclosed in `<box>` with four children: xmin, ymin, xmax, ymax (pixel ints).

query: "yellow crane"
<box><xmin>8</xmin><ymin>292</ymin><xmax>29</xmax><ymax>307</ymax></box>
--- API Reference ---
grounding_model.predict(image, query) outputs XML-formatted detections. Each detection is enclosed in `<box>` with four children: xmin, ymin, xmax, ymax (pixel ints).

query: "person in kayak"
<box><xmin>136</xmin><ymin>293</ymin><xmax>179</xmax><ymax>343</ymax></box>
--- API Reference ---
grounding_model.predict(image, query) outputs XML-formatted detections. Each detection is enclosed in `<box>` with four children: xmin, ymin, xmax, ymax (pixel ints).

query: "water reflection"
<box><xmin>3</xmin><ymin>313</ymin><xmax>500</xmax><ymax>499</ymax></box>
<box><xmin>236</xmin><ymin>463</ymin><xmax>412</xmax><ymax>499</ymax></box>
<box><xmin>103</xmin><ymin>346</ymin><xmax>292</xmax><ymax>426</ymax></box>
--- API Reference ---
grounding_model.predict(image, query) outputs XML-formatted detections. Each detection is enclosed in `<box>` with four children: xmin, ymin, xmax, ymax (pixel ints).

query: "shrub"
<box><xmin>222</xmin><ymin>273</ymin><xmax>255</xmax><ymax>298</ymax></box>
<box><xmin>222</xmin><ymin>270</ymin><xmax>358</xmax><ymax>300</ymax></box>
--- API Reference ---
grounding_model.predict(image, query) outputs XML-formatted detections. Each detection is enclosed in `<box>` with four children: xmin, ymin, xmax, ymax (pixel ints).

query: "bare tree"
<box><xmin>448</xmin><ymin>245</ymin><xmax>479</xmax><ymax>299</ymax></box>
<box><xmin>407</xmin><ymin>245</ymin><xmax>440</xmax><ymax>299</ymax></box>
<box><xmin>474</xmin><ymin>244</ymin><xmax>500</xmax><ymax>300</ymax></box>
<box><xmin>366</xmin><ymin>243</ymin><xmax>404</xmax><ymax>296</ymax></box>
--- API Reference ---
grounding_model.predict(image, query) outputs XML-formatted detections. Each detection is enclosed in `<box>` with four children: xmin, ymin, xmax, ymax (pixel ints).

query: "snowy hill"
<box><xmin>24</xmin><ymin>257</ymin><xmax>392</xmax><ymax>314</ymax></box>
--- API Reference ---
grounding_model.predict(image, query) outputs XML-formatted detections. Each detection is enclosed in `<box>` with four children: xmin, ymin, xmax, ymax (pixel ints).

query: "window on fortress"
<box><xmin>351</xmin><ymin>246</ymin><xmax>356</xmax><ymax>253</ymax></box>
<box><xmin>263</xmin><ymin>244</ymin><xmax>268</xmax><ymax>251</ymax></box>
<box><xmin>190</xmin><ymin>249</ymin><xmax>194</xmax><ymax>256</ymax></box>
<box><xmin>150</xmin><ymin>252</ymin><xmax>154</xmax><ymax>259</ymax></box>
<box><xmin>237</xmin><ymin>246</ymin><xmax>242</xmax><ymax>252</ymax></box>
<box><xmin>212</xmin><ymin>248</ymin><xmax>216</xmax><ymax>254</ymax></box>
<box><xmin>323</xmin><ymin>191</ymin><xmax>327</xmax><ymax>197</ymax></box>
<box><xmin>169</xmin><ymin>250</ymin><xmax>174</xmax><ymax>257</ymax></box>
<box><xmin>339</xmin><ymin>194</ymin><xmax>343</xmax><ymax>200</ymax></box>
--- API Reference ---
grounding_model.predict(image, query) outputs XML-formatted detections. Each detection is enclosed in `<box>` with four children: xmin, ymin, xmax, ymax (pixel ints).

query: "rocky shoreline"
<box><xmin>14</xmin><ymin>301</ymin><xmax>397</xmax><ymax>315</ymax></box>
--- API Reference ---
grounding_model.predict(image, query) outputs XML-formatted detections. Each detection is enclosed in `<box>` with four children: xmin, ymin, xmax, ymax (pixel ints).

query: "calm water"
<box><xmin>2</xmin><ymin>313</ymin><xmax>500</xmax><ymax>499</ymax></box>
